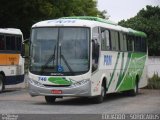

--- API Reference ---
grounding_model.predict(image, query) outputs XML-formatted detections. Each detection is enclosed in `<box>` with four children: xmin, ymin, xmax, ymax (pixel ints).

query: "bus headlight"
<box><xmin>29</xmin><ymin>79</ymin><xmax>44</xmax><ymax>87</ymax></box>
<box><xmin>71</xmin><ymin>79</ymin><xmax>89</xmax><ymax>87</ymax></box>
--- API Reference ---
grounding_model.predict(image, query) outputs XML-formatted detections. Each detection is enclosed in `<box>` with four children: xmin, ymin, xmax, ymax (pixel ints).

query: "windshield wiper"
<box><xmin>59</xmin><ymin>45</ymin><xmax>74</xmax><ymax>74</ymax></box>
<box><xmin>61</xmin><ymin>54</ymin><xmax>74</xmax><ymax>73</ymax></box>
<box><xmin>40</xmin><ymin>45</ymin><xmax>56</xmax><ymax>74</ymax></box>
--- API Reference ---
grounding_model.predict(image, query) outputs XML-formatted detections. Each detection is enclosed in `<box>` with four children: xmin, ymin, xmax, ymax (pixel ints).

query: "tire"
<box><xmin>0</xmin><ymin>74</ymin><xmax>5</xmax><ymax>93</ymax></box>
<box><xmin>131</xmin><ymin>81</ymin><xmax>139</xmax><ymax>96</ymax></box>
<box><xmin>45</xmin><ymin>96</ymin><xmax>56</xmax><ymax>104</ymax></box>
<box><xmin>93</xmin><ymin>84</ymin><xmax>106</xmax><ymax>104</ymax></box>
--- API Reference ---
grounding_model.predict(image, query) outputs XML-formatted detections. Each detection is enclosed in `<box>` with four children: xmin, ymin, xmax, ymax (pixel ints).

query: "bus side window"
<box><xmin>106</xmin><ymin>30</ymin><xmax>111</xmax><ymax>50</ymax></box>
<box><xmin>119</xmin><ymin>32</ymin><xmax>124</xmax><ymax>51</ymax></box>
<box><xmin>131</xmin><ymin>36</ymin><xmax>136</xmax><ymax>51</ymax></box>
<box><xmin>127</xmin><ymin>35</ymin><xmax>133</xmax><ymax>51</ymax></box>
<box><xmin>123</xmin><ymin>34</ymin><xmax>127</xmax><ymax>51</ymax></box>
<box><xmin>92</xmin><ymin>27</ymin><xmax>100</xmax><ymax>72</ymax></box>
<box><xmin>110</xmin><ymin>30</ymin><xmax>119</xmax><ymax>51</ymax></box>
<box><xmin>101</xmin><ymin>30</ymin><xmax>105</xmax><ymax>50</ymax></box>
<box><xmin>6</xmin><ymin>36</ymin><xmax>11</xmax><ymax>50</ymax></box>
<box><xmin>6</xmin><ymin>35</ymin><xmax>16</xmax><ymax>51</ymax></box>
<box><xmin>141</xmin><ymin>38</ymin><xmax>146</xmax><ymax>52</ymax></box>
<box><xmin>101</xmin><ymin>28</ymin><xmax>110</xmax><ymax>51</ymax></box>
<box><xmin>0</xmin><ymin>35</ymin><xmax>5</xmax><ymax>50</ymax></box>
<box><xmin>134</xmin><ymin>37</ymin><xmax>141</xmax><ymax>52</ymax></box>
<box><xmin>16</xmin><ymin>36</ymin><xmax>22</xmax><ymax>51</ymax></box>
<box><xmin>10</xmin><ymin>36</ymin><xmax>16</xmax><ymax>50</ymax></box>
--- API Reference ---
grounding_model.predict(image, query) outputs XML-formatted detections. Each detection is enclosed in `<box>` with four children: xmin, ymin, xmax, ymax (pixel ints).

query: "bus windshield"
<box><xmin>30</xmin><ymin>27</ymin><xmax>90</xmax><ymax>75</ymax></box>
<box><xmin>0</xmin><ymin>34</ymin><xmax>22</xmax><ymax>52</ymax></box>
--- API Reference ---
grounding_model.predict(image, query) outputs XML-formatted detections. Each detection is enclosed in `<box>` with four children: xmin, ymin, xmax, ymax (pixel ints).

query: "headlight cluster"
<box><xmin>29</xmin><ymin>79</ymin><xmax>44</xmax><ymax>87</ymax></box>
<box><xmin>28</xmin><ymin>78</ymin><xmax>90</xmax><ymax>87</ymax></box>
<box><xmin>71</xmin><ymin>79</ymin><xmax>89</xmax><ymax>87</ymax></box>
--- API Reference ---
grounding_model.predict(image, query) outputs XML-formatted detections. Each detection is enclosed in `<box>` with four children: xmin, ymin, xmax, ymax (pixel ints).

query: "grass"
<box><xmin>147</xmin><ymin>73</ymin><xmax>160</xmax><ymax>89</ymax></box>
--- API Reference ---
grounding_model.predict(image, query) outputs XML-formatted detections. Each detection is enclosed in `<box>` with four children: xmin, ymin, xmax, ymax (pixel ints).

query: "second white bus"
<box><xmin>0</xmin><ymin>28</ymin><xmax>25</xmax><ymax>92</ymax></box>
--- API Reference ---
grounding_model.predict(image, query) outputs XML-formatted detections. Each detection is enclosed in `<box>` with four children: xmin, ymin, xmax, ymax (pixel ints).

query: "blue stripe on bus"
<box><xmin>4</xmin><ymin>75</ymin><xmax>24</xmax><ymax>85</ymax></box>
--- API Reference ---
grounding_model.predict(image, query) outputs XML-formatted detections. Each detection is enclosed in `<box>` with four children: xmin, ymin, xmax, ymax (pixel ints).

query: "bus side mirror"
<box><xmin>92</xmin><ymin>39</ymin><xmax>99</xmax><ymax>60</ymax></box>
<box><xmin>92</xmin><ymin>39</ymin><xmax>96</xmax><ymax>59</ymax></box>
<box><xmin>21</xmin><ymin>39</ymin><xmax>29</xmax><ymax>58</ymax></box>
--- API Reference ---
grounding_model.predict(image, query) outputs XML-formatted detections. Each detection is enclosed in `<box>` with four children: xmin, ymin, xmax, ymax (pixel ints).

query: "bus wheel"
<box><xmin>93</xmin><ymin>84</ymin><xmax>105</xmax><ymax>104</ymax></box>
<box><xmin>132</xmin><ymin>80</ymin><xmax>139</xmax><ymax>96</ymax></box>
<box><xmin>0</xmin><ymin>74</ymin><xmax>5</xmax><ymax>93</ymax></box>
<box><xmin>45</xmin><ymin>96</ymin><xmax>56</xmax><ymax>104</ymax></box>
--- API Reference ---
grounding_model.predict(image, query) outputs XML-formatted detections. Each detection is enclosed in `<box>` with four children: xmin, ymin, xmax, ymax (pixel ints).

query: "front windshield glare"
<box><xmin>30</xmin><ymin>27</ymin><xmax>90</xmax><ymax>75</ymax></box>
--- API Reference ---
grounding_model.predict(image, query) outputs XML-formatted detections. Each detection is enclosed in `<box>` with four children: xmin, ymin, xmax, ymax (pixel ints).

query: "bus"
<box><xmin>28</xmin><ymin>16</ymin><xmax>147</xmax><ymax>103</ymax></box>
<box><xmin>0</xmin><ymin>28</ymin><xmax>24</xmax><ymax>92</ymax></box>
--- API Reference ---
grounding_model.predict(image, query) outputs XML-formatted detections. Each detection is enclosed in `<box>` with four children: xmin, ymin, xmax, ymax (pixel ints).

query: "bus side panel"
<box><xmin>92</xmin><ymin>51</ymin><xmax>148</xmax><ymax>95</ymax></box>
<box><xmin>0</xmin><ymin>54</ymin><xmax>19</xmax><ymax>65</ymax></box>
<box><xmin>106</xmin><ymin>52</ymin><xmax>123</xmax><ymax>93</ymax></box>
<box><xmin>139</xmin><ymin>55</ymin><xmax>148</xmax><ymax>88</ymax></box>
<box><xmin>116</xmin><ymin>52</ymin><xmax>147</xmax><ymax>92</ymax></box>
<box><xmin>91</xmin><ymin>70</ymin><xmax>107</xmax><ymax>96</ymax></box>
<box><xmin>0</xmin><ymin>54</ymin><xmax>25</xmax><ymax>85</ymax></box>
<box><xmin>91</xmin><ymin>51</ymin><xmax>122</xmax><ymax>95</ymax></box>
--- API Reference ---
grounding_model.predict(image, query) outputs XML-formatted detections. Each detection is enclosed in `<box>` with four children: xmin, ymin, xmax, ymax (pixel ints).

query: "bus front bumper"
<box><xmin>28</xmin><ymin>79</ymin><xmax>91</xmax><ymax>97</ymax></box>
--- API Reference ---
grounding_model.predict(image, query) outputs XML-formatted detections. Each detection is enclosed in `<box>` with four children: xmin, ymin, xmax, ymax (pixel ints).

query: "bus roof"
<box><xmin>61</xmin><ymin>16</ymin><xmax>118</xmax><ymax>25</ymax></box>
<box><xmin>128</xmin><ymin>28</ymin><xmax>147</xmax><ymax>37</ymax></box>
<box><xmin>0</xmin><ymin>28</ymin><xmax>22</xmax><ymax>35</ymax></box>
<box><xmin>32</xmin><ymin>16</ymin><xmax>147</xmax><ymax>38</ymax></box>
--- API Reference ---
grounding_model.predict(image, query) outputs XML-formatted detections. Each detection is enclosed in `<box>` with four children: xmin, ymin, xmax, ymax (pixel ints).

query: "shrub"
<box><xmin>147</xmin><ymin>73</ymin><xmax>160</xmax><ymax>89</ymax></box>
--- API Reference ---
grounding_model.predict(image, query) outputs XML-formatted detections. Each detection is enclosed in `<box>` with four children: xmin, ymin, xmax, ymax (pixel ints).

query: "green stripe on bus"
<box><xmin>115</xmin><ymin>52</ymin><xmax>124</xmax><ymax>89</ymax></box>
<box><xmin>107</xmin><ymin>52</ymin><xmax>120</xmax><ymax>89</ymax></box>
<box><xmin>117</xmin><ymin>53</ymin><xmax>146</xmax><ymax>91</ymax></box>
<box><xmin>48</xmin><ymin>77</ymin><xmax>72</xmax><ymax>85</ymax></box>
<box><xmin>116</xmin><ymin>53</ymin><xmax>131</xmax><ymax>90</ymax></box>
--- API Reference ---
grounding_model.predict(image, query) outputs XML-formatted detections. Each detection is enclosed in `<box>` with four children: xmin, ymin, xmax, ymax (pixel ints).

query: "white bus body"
<box><xmin>0</xmin><ymin>28</ymin><xmax>24</xmax><ymax>92</ymax></box>
<box><xmin>28</xmin><ymin>17</ymin><xmax>148</xmax><ymax>103</ymax></box>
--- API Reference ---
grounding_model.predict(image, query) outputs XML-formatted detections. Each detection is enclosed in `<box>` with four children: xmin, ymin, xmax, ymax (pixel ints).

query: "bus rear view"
<box><xmin>0</xmin><ymin>28</ymin><xmax>24</xmax><ymax>92</ymax></box>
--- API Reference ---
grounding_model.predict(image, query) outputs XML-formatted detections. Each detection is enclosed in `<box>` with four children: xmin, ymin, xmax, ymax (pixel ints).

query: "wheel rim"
<box><xmin>101</xmin><ymin>86</ymin><xmax>105</xmax><ymax>98</ymax></box>
<box><xmin>134</xmin><ymin>83</ymin><xmax>138</xmax><ymax>94</ymax></box>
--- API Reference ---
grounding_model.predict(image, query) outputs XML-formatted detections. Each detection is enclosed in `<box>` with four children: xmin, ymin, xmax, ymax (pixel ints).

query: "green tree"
<box><xmin>119</xmin><ymin>5</ymin><xmax>160</xmax><ymax>56</ymax></box>
<box><xmin>0</xmin><ymin>0</ymin><xmax>55</xmax><ymax>38</ymax></box>
<box><xmin>0</xmin><ymin>0</ymin><xmax>105</xmax><ymax>38</ymax></box>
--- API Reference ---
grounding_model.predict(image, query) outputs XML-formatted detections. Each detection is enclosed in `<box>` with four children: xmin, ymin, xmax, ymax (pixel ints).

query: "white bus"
<box><xmin>0</xmin><ymin>28</ymin><xmax>25</xmax><ymax>92</ymax></box>
<box><xmin>28</xmin><ymin>16</ymin><xmax>147</xmax><ymax>103</ymax></box>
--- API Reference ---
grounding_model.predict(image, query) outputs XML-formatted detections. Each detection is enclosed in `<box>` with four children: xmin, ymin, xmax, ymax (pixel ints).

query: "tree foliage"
<box><xmin>119</xmin><ymin>5</ymin><xmax>160</xmax><ymax>56</ymax></box>
<box><xmin>0</xmin><ymin>0</ymin><xmax>104</xmax><ymax>39</ymax></box>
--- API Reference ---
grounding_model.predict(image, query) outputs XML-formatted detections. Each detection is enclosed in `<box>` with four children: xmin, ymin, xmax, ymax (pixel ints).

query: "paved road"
<box><xmin>0</xmin><ymin>86</ymin><xmax>160</xmax><ymax>114</ymax></box>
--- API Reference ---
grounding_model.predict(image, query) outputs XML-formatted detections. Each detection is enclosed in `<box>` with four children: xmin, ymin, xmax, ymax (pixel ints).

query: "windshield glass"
<box><xmin>30</xmin><ymin>27</ymin><xmax>90</xmax><ymax>75</ymax></box>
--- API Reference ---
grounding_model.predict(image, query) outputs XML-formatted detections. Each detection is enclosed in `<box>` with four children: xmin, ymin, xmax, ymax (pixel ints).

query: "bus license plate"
<box><xmin>51</xmin><ymin>90</ymin><xmax>62</xmax><ymax>94</ymax></box>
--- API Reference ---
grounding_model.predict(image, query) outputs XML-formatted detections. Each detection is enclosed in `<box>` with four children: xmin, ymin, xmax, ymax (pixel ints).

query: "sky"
<box><xmin>97</xmin><ymin>0</ymin><xmax>160</xmax><ymax>22</ymax></box>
